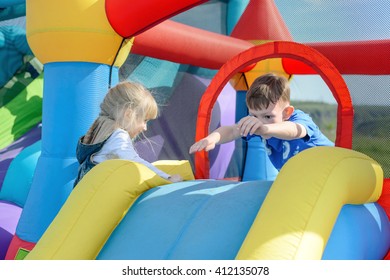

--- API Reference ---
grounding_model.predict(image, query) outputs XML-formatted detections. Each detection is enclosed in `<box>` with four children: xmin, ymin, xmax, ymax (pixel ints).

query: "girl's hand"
<box><xmin>168</xmin><ymin>174</ymin><xmax>183</xmax><ymax>183</ymax></box>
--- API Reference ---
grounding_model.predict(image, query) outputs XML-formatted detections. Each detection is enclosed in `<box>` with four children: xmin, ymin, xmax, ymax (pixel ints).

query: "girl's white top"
<box><xmin>93</xmin><ymin>128</ymin><xmax>170</xmax><ymax>179</ymax></box>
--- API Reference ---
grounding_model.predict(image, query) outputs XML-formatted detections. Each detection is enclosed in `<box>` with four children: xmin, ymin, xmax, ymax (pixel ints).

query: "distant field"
<box><xmin>353</xmin><ymin>135</ymin><xmax>390</xmax><ymax>178</ymax></box>
<box><xmin>292</xmin><ymin>101</ymin><xmax>390</xmax><ymax>177</ymax></box>
<box><xmin>353</xmin><ymin>105</ymin><xmax>390</xmax><ymax>178</ymax></box>
<box><xmin>291</xmin><ymin>101</ymin><xmax>337</xmax><ymax>142</ymax></box>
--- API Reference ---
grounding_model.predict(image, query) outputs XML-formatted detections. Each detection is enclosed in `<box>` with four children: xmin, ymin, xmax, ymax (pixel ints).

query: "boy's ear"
<box><xmin>283</xmin><ymin>105</ymin><xmax>294</xmax><ymax>120</ymax></box>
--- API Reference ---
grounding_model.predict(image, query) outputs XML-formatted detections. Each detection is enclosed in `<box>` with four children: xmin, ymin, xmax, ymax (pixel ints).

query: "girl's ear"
<box><xmin>283</xmin><ymin>105</ymin><xmax>294</xmax><ymax>120</ymax></box>
<box><xmin>124</xmin><ymin>108</ymin><xmax>133</xmax><ymax>119</ymax></box>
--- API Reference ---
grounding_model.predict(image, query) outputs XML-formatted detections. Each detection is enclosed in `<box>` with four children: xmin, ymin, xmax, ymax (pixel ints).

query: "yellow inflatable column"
<box><xmin>236</xmin><ymin>146</ymin><xmax>383</xmax><ymax>260</ymax></box>
<box><xmin>26</xmin><ymin>0</ymin><xmax>132</xmax><ymax>65</ymax></box>
<box><xmin>25</xmin><ymin>160</ymin><xmax>193</xmax><ymax>260</ymax></box>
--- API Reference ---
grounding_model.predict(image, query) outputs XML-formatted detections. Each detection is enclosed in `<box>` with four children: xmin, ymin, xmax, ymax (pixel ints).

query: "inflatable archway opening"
<box><xmin>194</xmin><ymin>41</ymin><xmax>353</xmax><ymax>179</ymax></box>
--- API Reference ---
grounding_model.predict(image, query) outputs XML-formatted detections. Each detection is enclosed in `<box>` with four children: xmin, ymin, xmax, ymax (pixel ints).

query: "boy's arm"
<box><xmin>258</xmin><ymin>121</ymin><xmax>307</xmax><ymax>140</ymax></box>
<box><xmin>238</xmin><ymin>116</ymin><xmax>307</xmax><ymax>140</ymax></box>
<box><xmin>189</xmin><ymin>125</ymin><xmax>240</xmax><ymax>154</ymax></box>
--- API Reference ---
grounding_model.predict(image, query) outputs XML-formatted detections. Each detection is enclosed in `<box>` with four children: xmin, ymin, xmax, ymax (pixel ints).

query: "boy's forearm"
<box><xmin>213</xmin><ymin>125</ymin><xmax>240</xmax><ymax>144</ymax></box>
<box><xmin>259</xmin><ymin>122</ymin><xmax>306</xmax><ymax>140</ymax></box>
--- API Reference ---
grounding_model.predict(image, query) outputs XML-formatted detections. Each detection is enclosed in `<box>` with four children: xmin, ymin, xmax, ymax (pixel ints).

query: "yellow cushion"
<box><xmin>25</xmin><ymin>160</ymin><xmax>193</xmax><ymax>259</ymax></box>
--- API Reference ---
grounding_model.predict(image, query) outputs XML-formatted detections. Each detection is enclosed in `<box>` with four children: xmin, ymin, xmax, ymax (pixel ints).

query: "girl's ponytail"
<box><xmin>83</xmin><ymin>115</ymin><xmax>116</xmax><ymax>144</ymax></box>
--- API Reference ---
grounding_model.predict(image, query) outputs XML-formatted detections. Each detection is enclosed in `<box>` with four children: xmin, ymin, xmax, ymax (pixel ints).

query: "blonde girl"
<box><xmin>74</xmin><ymin>81</ymin><xmax>182</xmax><ymax>187</ymax></box>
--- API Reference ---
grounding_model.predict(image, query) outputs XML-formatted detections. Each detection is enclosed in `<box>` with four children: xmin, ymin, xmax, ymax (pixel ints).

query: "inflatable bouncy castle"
<box><xmin>0</xmin><ymin>0</ymin><xmax>389</xmax><ymax>260</ymax></box>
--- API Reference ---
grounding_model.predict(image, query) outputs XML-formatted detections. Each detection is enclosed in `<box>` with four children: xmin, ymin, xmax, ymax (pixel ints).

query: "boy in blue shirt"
<box><xmin>189</xmin><ymin>73</ymin><xmax>334</xmax><ymax>171</ymax></box>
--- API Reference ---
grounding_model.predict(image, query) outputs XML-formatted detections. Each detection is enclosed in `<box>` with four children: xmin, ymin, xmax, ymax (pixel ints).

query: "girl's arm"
<box><xmin>96</xmin><ymin>129</ymin><xmax>173</xmax><ymax>180</ymax></box>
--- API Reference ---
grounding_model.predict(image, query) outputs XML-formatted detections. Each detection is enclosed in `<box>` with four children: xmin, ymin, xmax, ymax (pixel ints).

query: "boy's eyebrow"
<box><xmin>252</xmin><ymin>111</ymin><xmax>277</xmax><ymax>118</ymax></box>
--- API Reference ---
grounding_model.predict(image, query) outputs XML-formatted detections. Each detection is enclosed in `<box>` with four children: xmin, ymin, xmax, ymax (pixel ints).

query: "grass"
<box><xmin>291</xmin><ymin>101</ymin><xmax>390</xmax><ymax>177</ymax></box>
<box><xmin>291</xmin><ymin>101</ymin><xmax>337</xmax><ymax>141</ymax></box>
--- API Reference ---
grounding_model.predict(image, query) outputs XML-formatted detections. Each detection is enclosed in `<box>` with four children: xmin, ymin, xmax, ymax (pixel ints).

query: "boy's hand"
<box><xmin>189</xmin><ymin>138</ymin><xmax>216</xmax><ymax>154</ymax></box>
<box><xmin>237</xmin><ymin>116</ymin><xmax>263</xmax><ymax>137</ymax></box>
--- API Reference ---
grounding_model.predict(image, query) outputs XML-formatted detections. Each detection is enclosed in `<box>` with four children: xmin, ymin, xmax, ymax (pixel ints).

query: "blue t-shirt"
<box><xmin>243</xmin><ymin>109</ymin><xmax>334</xmax><ymax>170</ymax></box>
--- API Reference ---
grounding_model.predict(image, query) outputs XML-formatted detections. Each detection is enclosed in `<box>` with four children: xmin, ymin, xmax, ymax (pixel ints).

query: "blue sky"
<box><xmin>274</xmin><ymin>0</ymin><xmax>389</xmax><ymax>105</ymax></box>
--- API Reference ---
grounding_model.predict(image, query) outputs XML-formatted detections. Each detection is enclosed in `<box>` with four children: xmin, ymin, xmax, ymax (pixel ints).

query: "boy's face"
<box><xmin>248</xmin><ymin>99</ymin><xmax>294</xmax><ymax>125</ymax></box>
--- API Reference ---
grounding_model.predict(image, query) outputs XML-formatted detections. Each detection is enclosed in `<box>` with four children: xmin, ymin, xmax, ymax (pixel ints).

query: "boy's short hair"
<box><xmin>246</xmin><ymin>73</ymin><xmax>290</xmax><ymax>110</ymax></box>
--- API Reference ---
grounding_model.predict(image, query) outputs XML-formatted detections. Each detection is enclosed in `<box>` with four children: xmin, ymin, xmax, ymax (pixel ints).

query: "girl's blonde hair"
<box><xmin>83</xmin><ymin>81</ymin><xmax>158</xmax><ymax>144</ymax></box>
<box><xmin>246</xmin><ymin>73</ymin><xmax>290</xmax><ymax>110</ymax></box>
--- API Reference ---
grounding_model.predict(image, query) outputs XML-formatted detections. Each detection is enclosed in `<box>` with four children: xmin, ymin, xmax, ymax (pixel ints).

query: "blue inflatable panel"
<box><xmin>97</xmin><ymin>180</ymin><xmax>273</xmax><ymax>260</ymax></box>
<box><xmin>226</xmin><ymin>0</ymin><xmax>250</xmax><ymax>35</ymax></box>
<box><xmin>242</xmin><ymin>137</ymin><xmax>278</xmax><ymax>181</ymax></box>
<box><xmin>324</xmin><ymin>203</ymin><xmax>390</xmax><ymax>260</ymax></box>
<box><xmin>0</xmin><ymin>141</ymin><xmax>41</xmax><ymax>207</ymax></box>
<box><xmin>17</xmin><ymin>62</ymin><xmax>118</xmax><ymax>242</ymax></box>
<box><xmin>97</xmin><ymin>179</ymin><xmax>390</xmax><ymax>260</ymax></box>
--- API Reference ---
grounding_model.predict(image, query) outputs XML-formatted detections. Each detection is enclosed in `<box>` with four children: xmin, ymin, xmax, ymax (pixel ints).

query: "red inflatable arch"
<box><xmin>194</xmin><ymin>41</ymin><xmax>354</xmax><ymax>179</ymax></box>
